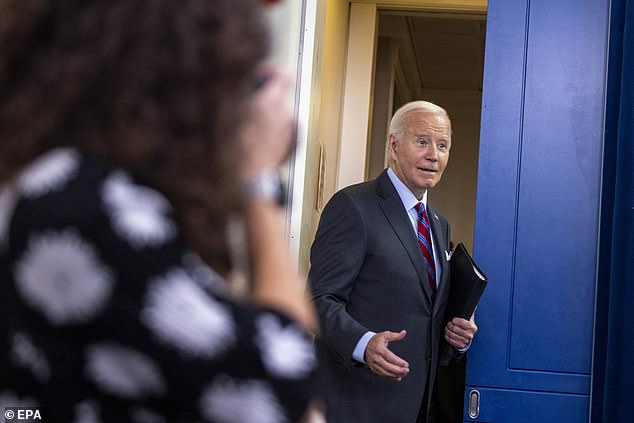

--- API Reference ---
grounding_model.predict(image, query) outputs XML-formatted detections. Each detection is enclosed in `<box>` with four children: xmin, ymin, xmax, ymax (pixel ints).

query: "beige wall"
<box><xmin>297</xmin><ymin>0</ymin><xmax>350</xmax><ymax>273</ymax></box>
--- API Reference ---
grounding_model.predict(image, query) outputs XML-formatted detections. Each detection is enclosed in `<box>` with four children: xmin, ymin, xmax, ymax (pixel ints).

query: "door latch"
<box><xmin>468</xmin><ymin>389</ymin><xmax>480</xmax><ymax>419</ymax></box>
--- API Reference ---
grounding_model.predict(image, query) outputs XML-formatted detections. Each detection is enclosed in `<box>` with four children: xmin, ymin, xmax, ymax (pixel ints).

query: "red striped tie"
<box><xmin>415</xmin><ymin>202</ymin><xmax>436</xmax><ymax>294</ymax></box>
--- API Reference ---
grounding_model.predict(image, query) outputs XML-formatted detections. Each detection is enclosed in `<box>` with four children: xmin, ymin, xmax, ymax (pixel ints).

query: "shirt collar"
<box><xmin>387</xmin><ymin>167</ymin><xmax>427</xmax><ymax>212</ymax></box>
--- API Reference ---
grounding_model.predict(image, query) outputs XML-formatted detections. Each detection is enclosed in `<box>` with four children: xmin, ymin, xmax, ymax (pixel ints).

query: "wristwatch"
<box><xmin>243</xmin><ymin>169</ymin><xmax>285</xmax><ymax>205</ymax></box>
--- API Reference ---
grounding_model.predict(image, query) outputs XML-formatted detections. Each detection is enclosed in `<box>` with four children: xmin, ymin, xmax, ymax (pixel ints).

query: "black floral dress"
<box><xmin>0</xmin><ymin>148</ymin><xmax>316</xmax><ymax>423</ymax></box>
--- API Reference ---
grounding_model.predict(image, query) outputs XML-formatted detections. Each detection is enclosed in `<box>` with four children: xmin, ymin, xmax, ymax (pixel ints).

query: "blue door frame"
<box><xmin>465</xmin><ymin>0</ymin><xmax>611</xmax><ymax>421</ymax></box>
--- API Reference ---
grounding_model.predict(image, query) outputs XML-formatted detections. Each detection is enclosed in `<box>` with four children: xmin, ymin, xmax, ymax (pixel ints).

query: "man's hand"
<box><xmin>445</xmin><ymin>316</ymin><xmax>478</xmax><ymax>349</ymax></box>
<box><xmin>364</xmin><ymin>330</ymin><xmax>410</xmax><ymax>381</ymax></box>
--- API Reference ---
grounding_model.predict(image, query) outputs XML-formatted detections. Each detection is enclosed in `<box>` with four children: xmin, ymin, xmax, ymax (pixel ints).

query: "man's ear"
<box><xmin>388</xmin><ymin>134</ymin><xmax>397</xmax><ymax>156</ymax></box>
<box><xmin>387</xmin><ymin>134</ymin><xmax>397</xmax><ymax>159</ymax></box>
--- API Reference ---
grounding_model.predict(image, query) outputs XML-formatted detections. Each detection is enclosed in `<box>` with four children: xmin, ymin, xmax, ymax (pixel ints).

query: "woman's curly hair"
<box><xmin>0</xmin><ymin>0</ymin><xmax>269</xmax><ymax>274</ymax></box>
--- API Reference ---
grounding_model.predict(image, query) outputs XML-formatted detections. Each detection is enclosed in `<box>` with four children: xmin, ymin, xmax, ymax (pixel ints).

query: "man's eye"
<box><xmin>417</xmin><ymin>138</ymin><xmax>427</xmax><ymax>145</ymax></box>
<box><xmin>438</xmin><ymin>143</ymin><xmax>447</xmax><ymax>150</ymax></box>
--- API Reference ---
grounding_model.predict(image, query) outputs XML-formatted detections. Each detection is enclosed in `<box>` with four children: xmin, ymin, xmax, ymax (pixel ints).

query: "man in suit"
<box><xmin>309</xmin><ymin>101</ymin><xmax>478</xmax><ymax>423</ymax></box>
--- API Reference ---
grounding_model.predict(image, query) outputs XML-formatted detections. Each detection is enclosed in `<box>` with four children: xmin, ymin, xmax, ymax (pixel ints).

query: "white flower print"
<box><xmin>73</xmin><ymin>400</ymin><xmax>103</xmax><ymax>423</ymax></box>
<box><xmin>141</xmin><ymin>268</ymin><xmax>235</xmax><ymax>358</ymax></box>
<box><xmin>199</xmin><ymin>376</ymin><xmax>287</xmax><ymax>423</ymax></box>
<box><xmin>256</xmin><ymin>314</ymin><xmax>316</xmax><ymax>379</ymax></box>
<box><xmin>15</xmin><ymin>229</ymin><xmax>114</xmax><ymax>326</ymax></box>
<box><xmin>9</xmin><ymin>332</ymin><xmax>51</xmax><ymax>383</ymax></box>
<box><xmin>101</xmin><ymin>171</ymin><xmax>176</xmax><ymax>249</ymax></box>
<box><xmin>17</xmin><ymin>147</ymin><xmax>80</xmax><ymax>199</ymax></box>
<box><xmin>84</xmin><ymin>343</ymin><xmax>166</xmax><ymax>399</ymax></box>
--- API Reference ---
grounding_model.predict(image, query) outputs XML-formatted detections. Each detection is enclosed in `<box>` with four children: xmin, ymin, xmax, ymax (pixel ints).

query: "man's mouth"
<box><xmin>418</xmin><ymin>167</ymin><xmax>437</xmax><ymax>173</ymax></box>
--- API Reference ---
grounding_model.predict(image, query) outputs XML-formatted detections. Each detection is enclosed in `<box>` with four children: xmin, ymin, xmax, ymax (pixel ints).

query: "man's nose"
<box><xmin>424</xmin><ymin>145</ymin><xmax>438</xmax><ymax>161</ymax></box>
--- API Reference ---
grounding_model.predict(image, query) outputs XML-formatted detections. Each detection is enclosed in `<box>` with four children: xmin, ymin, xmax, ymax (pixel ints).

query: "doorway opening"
<box><xmin>368</xmin><ymin>9</ymin><xmax>486</xmax><ymax>254</ymax></box>
<box><xmin>367</xmin><ymin>11</ymin><xmax>486</xmax><ymax>421</ymax></box>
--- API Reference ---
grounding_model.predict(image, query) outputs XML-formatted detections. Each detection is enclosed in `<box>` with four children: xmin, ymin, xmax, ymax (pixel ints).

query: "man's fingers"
<box><xmin>445</xmin><ymin>328</ymin><xmax>472</xmax><ymax>345</ymax></box>
<box><xmin>376</xmin><ymin>357</ymin><xmax>409</xmax><ymax>379</ymax></box>
<box><xmin>450</xmin><ymin>317</ymin><xmax>478</xmax><ymax>332</ymax></box>
<box><xmin>366</xmin><ymin>330</ymin><xmax>410</xmax><ymax>380</ymax></box>
<box><xmin>445</xmin><ymin>330</ymin><xmax>470</xmax><ymax>348</ymax></box>
<box><xmin>446</xmin><ymin>324</ymin><xmax>470</xmax><ymax>339</ymax></box>
<box><xmin>378</xmin><ymin>330</ymin><xmax>409</xmax><ymax>368</ymax></box>
<box><xmin>371</xmin><ymin>355</ymin><xmax>409</xmax><ymax>379</ymax></box>
<box><xmin>447</xmin><ymin>318</ymin><xmax>478</xmax><ymax>337</ymax></box>
<box><xmin>445</xmin><ymin>318</ymin><xmax>477</xmax><ymax>349</ymax></box>
<box><xmin>383</xmin><ymin>329</ymin><xmax>407</xmax><ymax>342</ymax></box>
<box><xmin>366</xmin><ymin>343</ymin><xmax>409</xmax><ymax>371</ymax></box>
<box><xmin>380</xmin><ymin>346</ymin><xmax>409</xmax><ymax>369</ymax></box>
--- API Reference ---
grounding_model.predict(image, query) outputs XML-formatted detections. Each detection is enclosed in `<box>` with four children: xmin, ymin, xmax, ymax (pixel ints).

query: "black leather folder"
<box><xmin>441</xmin><ymin>243</ymin><xmax>488</xmax><ymax>362</ymax></box>
<box><xmin>445</xmin><ymin>242</ymin><xmax>487</xmax><ymax>322</ymax></box>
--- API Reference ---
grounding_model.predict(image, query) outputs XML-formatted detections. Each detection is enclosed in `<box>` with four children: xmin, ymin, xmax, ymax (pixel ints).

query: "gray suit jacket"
<box><xmin>309</xmin><ymin>169</ymin><xmax>451</xmax><ymax>423</ymax></box>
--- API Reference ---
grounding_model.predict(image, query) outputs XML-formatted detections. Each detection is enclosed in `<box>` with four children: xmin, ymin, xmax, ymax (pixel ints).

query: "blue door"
<box><xmin>466</xmin><ymin>0</ymin><xmax>610</xmax><ymax>421</ymax></box>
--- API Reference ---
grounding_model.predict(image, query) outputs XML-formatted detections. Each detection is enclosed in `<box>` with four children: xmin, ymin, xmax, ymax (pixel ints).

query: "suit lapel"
<box><xmin>376</xmin><ymin>171</ymin><xmax>434</xmax><ymax>303</ymax></box>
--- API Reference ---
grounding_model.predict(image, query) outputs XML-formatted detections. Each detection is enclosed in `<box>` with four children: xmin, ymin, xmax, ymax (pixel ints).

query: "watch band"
<box><xmin>243</xmin><ymin>169</ymin><xmax>285</xmax><ymax>205</ymax></box>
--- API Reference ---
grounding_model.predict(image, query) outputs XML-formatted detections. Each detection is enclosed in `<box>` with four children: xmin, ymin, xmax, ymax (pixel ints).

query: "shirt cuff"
<box><xmin>352</xmin><ymin>331</ymin><xmax>376</xmax><ymax>364</ymax></box>
<box><xmin>456</xmin><ymin>339</ymin><xmax>473</xmax><ymax>353</ymax></box>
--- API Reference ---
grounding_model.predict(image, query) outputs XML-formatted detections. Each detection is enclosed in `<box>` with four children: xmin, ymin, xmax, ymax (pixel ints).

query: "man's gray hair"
<box><xmin>388</xmin><ymin>101</ymin><xmax>451</xmax><ymax>139</ymax></box>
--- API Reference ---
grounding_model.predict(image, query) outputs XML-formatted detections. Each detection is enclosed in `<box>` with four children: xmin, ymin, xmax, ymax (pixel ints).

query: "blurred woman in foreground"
<box><xmin>0</xmin><ymin>0</ymin><xmax>316</xmax><ymax>421</ymax></box>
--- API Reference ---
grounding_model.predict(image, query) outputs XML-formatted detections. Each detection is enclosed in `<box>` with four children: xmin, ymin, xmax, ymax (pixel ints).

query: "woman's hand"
<box><xmin>239</xmin><ymin>66</ymin><xmax>295</xmax><ymax>181</ymax></box>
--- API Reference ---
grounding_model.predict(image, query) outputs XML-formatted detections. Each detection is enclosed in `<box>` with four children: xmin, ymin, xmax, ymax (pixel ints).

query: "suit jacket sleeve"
<box><xmin>308</xmin><ymin>190</ymin><xmax>369</xmax><ymax>368</ymax></box>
